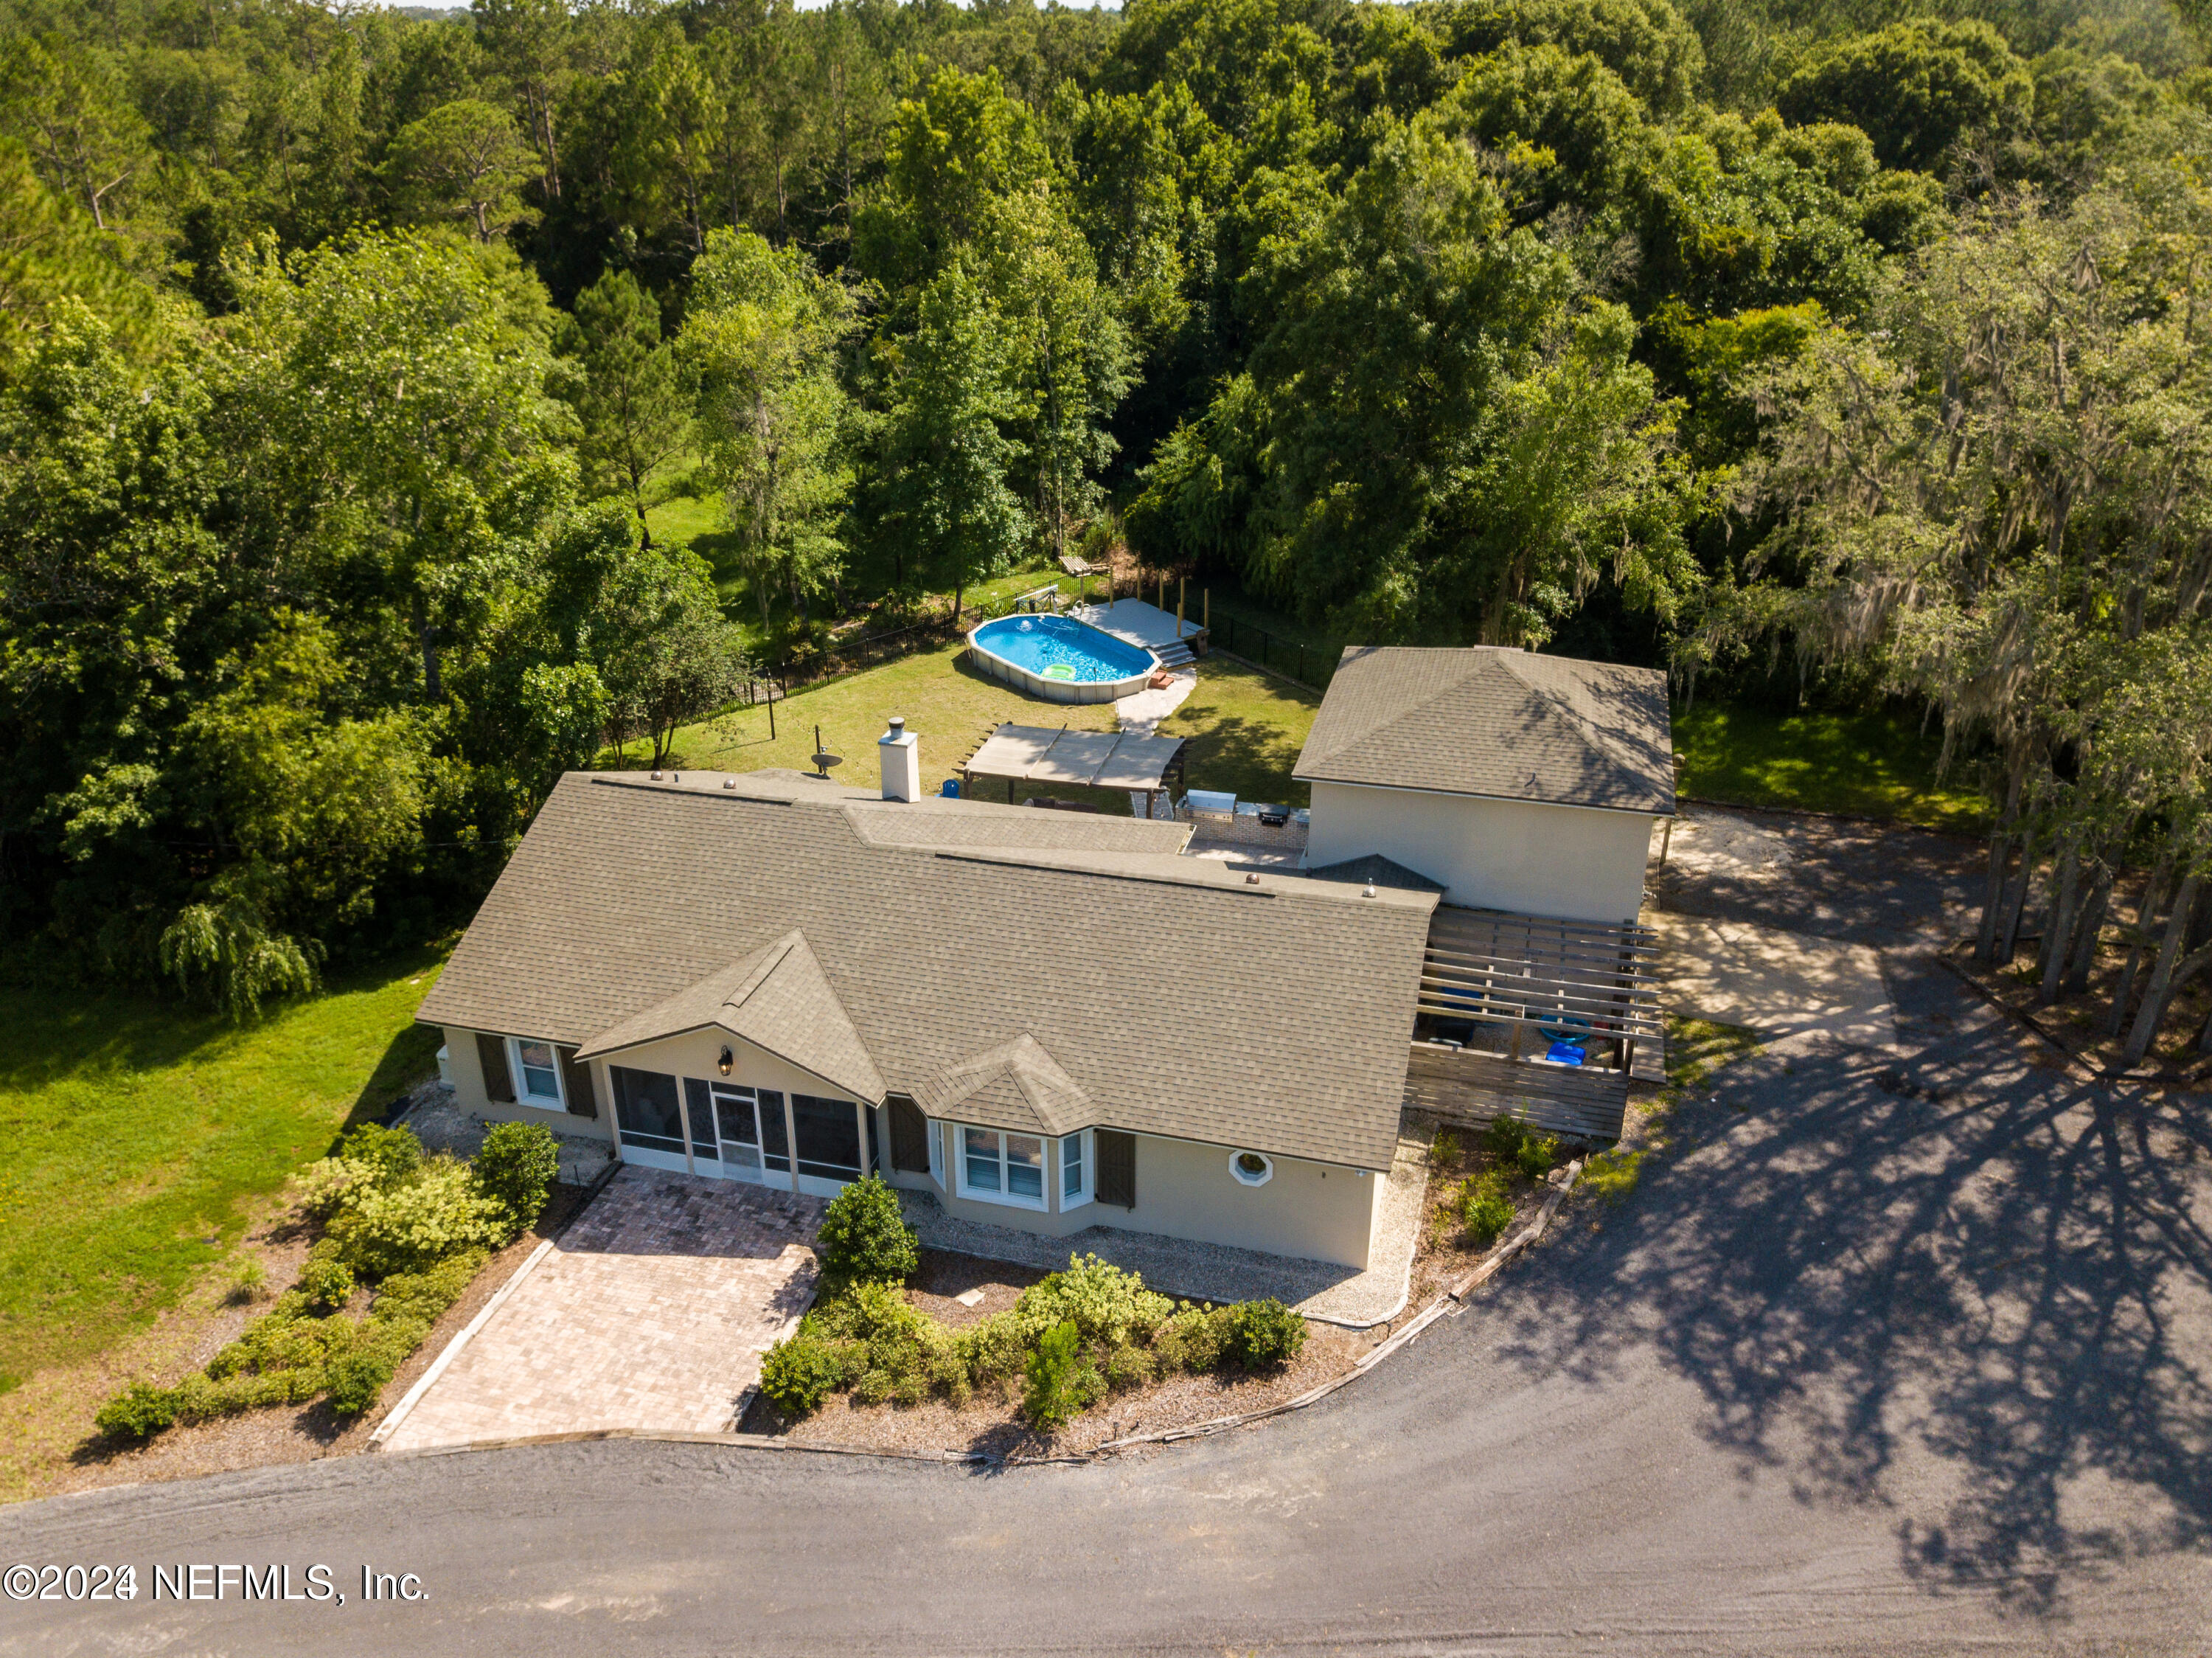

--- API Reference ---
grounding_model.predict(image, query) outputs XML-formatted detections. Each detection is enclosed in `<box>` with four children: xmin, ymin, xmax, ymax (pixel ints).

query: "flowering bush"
<box><xmin>327</xmin><ymin>1159</ymin><xmax>507</xmax><ymax>1278</ymax></box>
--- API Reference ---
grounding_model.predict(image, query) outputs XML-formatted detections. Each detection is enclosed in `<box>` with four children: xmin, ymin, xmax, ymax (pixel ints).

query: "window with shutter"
<box><xmin>475</xmin><ymin>1032</ymin><xmax>515</xmax><ymax>1103</ymax></box>
<box><xmin>557</xmin><ymin>1047</ymin><xmax>597</xmax><ymax>1118</ymax></box>
<box><xmin>1094</xmin><ymin>1129</ymin><xmax>1135</xmax><ymax>1208</ymax></box>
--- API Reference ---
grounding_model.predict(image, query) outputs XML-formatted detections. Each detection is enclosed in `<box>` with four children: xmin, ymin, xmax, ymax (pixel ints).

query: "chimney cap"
<box><xmin>886</xmin><ymin>715</ymin><xmax>907</xmax><ymax>735</ymax></box>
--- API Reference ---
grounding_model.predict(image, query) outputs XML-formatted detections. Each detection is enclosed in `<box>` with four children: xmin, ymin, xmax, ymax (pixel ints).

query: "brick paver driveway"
<box><xmin>380</xmin><ymin>1168</ymin><xmax>824</xmax><ymax>1451</ymax></box>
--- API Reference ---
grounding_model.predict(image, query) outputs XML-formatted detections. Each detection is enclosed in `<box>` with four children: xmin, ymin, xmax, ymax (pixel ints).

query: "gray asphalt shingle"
<box><xmin>1294</xmin><ymin>647</ymin><xmax>1674</xmax><ymax>814</ymax></box>
<box><xmin>418</xmin><ymin>769</ymin><xmax>1434</xmax><ymax>1170</ymax></box>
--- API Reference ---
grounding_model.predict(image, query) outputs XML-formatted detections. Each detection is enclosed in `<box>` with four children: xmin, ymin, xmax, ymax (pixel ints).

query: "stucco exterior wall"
<box><xmin>928</xmin><ymin>1128</ymin><xmax>1380</xmax><ymax>1270</ymax></box>
<box><xmin>442</xmin><ymin>1024</ymin><xmax>613</xmax><ymax>1142</ymax></box>
<box><xmin>1304</xmin><ymin>781</ymin><xmax>1655</xmax><ymax>923</ymax></box>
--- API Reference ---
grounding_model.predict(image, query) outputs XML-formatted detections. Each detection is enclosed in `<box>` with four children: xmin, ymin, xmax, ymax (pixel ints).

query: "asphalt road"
<box><xmin>5</xmin><ymin>817</ymin><xmax>2209</xmax><ymax>1655</ymax></box>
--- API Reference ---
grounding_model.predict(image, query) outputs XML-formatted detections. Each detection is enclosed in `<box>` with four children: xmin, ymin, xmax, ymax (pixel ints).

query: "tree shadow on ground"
<box><xmin>1171</xmin><ymin>711</ymin><xmax>1310</xmax><ymax>806</ymax></box>
<box><xmin>1512</xmin><ymin>961</ymin><xmax>2212</xmax><ymax>1617</ymax></box>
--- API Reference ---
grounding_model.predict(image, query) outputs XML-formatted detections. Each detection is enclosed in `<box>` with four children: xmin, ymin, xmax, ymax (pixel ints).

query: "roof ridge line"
<box><xmin>723</xmin><ymin>932</ymin><xmax>801</xmax><ymax>1015</ymax></box>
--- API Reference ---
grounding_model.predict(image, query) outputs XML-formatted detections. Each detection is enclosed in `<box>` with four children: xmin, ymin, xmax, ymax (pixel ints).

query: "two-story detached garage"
<box><xmin>1298</xmin><ymin>646</ymin><xmax>1674</xmax><ymax>925</ymax></box>
<box><xmin>415</xmin><ymin>764</ymin><xmax>1436</xmax><ymax>1271</ymax></box>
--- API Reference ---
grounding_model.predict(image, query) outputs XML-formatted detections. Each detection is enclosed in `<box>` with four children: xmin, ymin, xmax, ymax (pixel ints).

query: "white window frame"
<box><xmin>955</xmin><ymin>1125</ymin><xmax>1049</xmax><ymax>1211</ymax></box>
<box><xmin>927</xmin><ymin>1120</ymin><xmax>945</xmax><ymax>1187</ymax></box>
<box><xmin>1060</xmin><ymin>1130</ymin><xmax>1093</xmax><ymax>1211</ymax></box>
<box><xmin>1228</xmin><ymin>1149</ymin><xmax>1274</xmax><ymax>1187</ymax></box>
<box><xmin>508</xmin><ymin>1037</ymin><xmax>566</xmax><ymax>1109</ymax></box>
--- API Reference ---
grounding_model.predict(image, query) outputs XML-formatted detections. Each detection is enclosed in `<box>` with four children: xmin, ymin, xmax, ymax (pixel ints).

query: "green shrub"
<box><xmin>1460</xmin><ymin>1172</ymin><xmax>1515</xmax><ymax>1249</ymax></box>
<box><xmin>759</xmin><ymin>1334</ymin><xmax>849</xmax><ymax>1414</ymax></box>
<box><xmin>473</xmin><ymin>1121</ymin><xmax>560</xmax><ymax>1238</ymax></box>
<box><xmin>1429</xmin><ymin>1127</ymin><xmax>1461</xmax><ymax>1167</ymax></box>
<box><xmin>323</xmin><ymin>1350</ymin><xmax>394</xmax><ymax>1417</ymax></box>
<box><xmin>815</xmin><ymin>1175</ymin><xmax>919</xmax><ymax>1289</ymax></box>
<box><xmin>338</xmin><ymin>1122</ymin><xmax>425</xmax><ymax>1186</ymax></box>
<box><xmin>1013</xmin><ymin>1255</ymin><xmax>1172</xmax><ymax>1348</ymax></box>
<box><xmin>328</xmin><ymin>1159</ymin><xmax>507</xmax><ymax>1278</ymax></box>
<box><xmin>1225</xmin><ymin>1299</ymin><xmax>1307</xmax><ymax>1369</ymax></box>
<box><xmin>206</xmin><ymin>1300</ymin><xmax>351</xmax><ymax>1381</ymax></box>
<box><xmin>95</xmin><ymin>1381</ymin><xmax>178</xmax><ymax>1441</ymax></box>
<box><xmin>226</xmin><ymin>1259</ymin><xmax>268</xmax><ymax>1304</ymax></box>
<box><xmin>290</xmin><ymin>1156</ymin><xmax>371</xmax><ymax>1220</ymax></box>
<box><xmin>1104</xmin><ymin>1342</ymin><xmax>1155</xmax><ymax>1392</ymax></box>
<box><xmin>959</xmin><ymin>1311</ymin><xmax>1031</xmax><ymax>1385</ymax></box>
<box><xmin>297</xmin><ymin>1242</ymin><xmax>355</xmax><ymax>1311</ymax></box>
<box><xmin>1484</xmin><ymin>1115</ymin><xmax>1559</xmax><ymax>1182</ymax></box>
<box><xmin>1021</xmin><ymin>1319</ymin><xmax>1102</xmax><ymax>1429</ymax></box>
<box><xmin>1152</xmin><ymin>1305</ymin><xmax>1231</xmax><ymax>1373</ymax></box>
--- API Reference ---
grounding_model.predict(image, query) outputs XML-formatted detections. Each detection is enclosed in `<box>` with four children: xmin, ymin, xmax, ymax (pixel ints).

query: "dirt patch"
<box><xmin>737</xmin><ymin>1249</ymin><xmax>1391</xmax><ymax>1459</ymax></box>
<box><xmin>13</xmin><ymin>1183</ymin><xmax>593</xmax><ymax>1503</ymax></box>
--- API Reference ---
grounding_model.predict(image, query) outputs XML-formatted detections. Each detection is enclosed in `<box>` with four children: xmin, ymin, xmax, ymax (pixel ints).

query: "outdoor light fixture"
<box><xmin>718</xmin><ymin>1046</ymin><xmax>733</xmax><ymax>1076</ymax></box>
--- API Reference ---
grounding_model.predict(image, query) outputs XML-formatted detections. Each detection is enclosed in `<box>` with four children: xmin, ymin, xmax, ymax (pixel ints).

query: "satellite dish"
<box><xmin>810</xmin><ymin>724</ymin><xmax>843</xmax><ymax>780</ymax></box>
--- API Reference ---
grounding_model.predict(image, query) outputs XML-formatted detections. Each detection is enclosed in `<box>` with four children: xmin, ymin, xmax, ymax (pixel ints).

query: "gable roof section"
<box><xmin>573</xmin><ymin>929</ymin><xmax>887</xmax><ymax>1103</ymax></box>
<box><xmin>1294</xmin><ymin>647</ymin><xmax>1674</xmax><ymax>814</ymax></box>
<box><xmin>911</xmin><ymin>1033</ymin><xmax>1089</xmax><ymax>1137</ymax></box>
<box><xmin>417</xmin><ymin>771</ymin><xmax>1434</xmax><ymax>1170</ymax></box>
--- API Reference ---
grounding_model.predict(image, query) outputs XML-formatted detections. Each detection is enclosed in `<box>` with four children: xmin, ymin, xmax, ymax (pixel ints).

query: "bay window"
<box><xmin>957</xmin><ymin>1126</ymin><xmax>1046</xmax><ymax>1210</ymax></box>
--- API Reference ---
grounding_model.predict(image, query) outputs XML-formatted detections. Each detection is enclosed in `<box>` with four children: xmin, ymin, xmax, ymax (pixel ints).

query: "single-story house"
<box><xmin>1297</xmin><ymin>646</ymin><xmax>1674</xmax><ymax>924</ymax></box>
<box><xmin>416</xmin><ymin>728</ymin><xmax>1437</xmax><ymax>1270</ymax></box>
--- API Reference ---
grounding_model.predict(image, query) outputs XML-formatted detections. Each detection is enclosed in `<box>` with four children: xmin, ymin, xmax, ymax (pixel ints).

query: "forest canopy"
<box><xmin>4</xmin><ymin>0</ymin><xmax>2212</xmax><ymax>1035</ymax></box>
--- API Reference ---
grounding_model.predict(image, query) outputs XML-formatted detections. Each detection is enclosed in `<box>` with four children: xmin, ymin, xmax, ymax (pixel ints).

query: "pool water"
<box><xmin>971</xmin><ymin>614</ymin><xmax>1155</xmax><ymax>682</ymax></box>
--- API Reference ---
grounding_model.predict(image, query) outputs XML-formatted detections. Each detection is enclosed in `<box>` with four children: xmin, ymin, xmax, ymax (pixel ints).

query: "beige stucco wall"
<box><xmin>442</xmin><ymin>1025</ymin><xmax>614</xmax><ymax>1142</ymax></box>
<box><xmin>1304</xmin><ymin>780</ymin><xmax>1655</xmax><ymax>923</ymax></box>
<box><xmin>929</xmin><ymin>1128</ymin><xmax>1380</xmax><ymax>1270</ymax></box>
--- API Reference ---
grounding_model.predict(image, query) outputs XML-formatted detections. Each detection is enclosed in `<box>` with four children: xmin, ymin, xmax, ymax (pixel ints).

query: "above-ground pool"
<box><xmin>968</xmin><ymin>614</ymin><xmax>1159</xmax><ymax>704</ymax></box>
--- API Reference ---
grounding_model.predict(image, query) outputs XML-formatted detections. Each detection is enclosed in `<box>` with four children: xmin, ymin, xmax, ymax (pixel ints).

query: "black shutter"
<box><xmin>1095</xmin><ymin>1129</ymin><xmax>1135</xmax><ymax>1208</ymax></box>
<box><xmin>888</xmin><ymin>1097</ymin><xmax>930</xmax><ymax>1173</ymax></box>
<box><xmin>557</xmin><ymin>1046</ymin><xmax>597</xmax><ymax>1119</ymax></box>
<box><xmin>476</xmin><ymin>1032</ymin><xmax>515</xmax><ymax>1103</ymax></box>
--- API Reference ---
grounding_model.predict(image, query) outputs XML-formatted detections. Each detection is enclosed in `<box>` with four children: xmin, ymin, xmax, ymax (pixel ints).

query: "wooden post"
<box><xmin>1658</xmin><ymin>816</ymin><xmax>1675</xmax><ymax>867</ymax></box>
<box><xmin>1177</xmin><ymin>578</ymin><xmax>1186</xmax><ymax>638</ymax></box>
<box><xmin>1203</xmin><ymin>590</ymin><xmax>1209</xmax><ymax>633</ymax></box>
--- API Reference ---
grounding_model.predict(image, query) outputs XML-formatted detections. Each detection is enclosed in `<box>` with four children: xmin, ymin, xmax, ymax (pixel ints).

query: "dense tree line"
<box><xmin>3</xmin><ymin>0</ymin><xmax>2211</xmax><ymax>1046</ymax></box>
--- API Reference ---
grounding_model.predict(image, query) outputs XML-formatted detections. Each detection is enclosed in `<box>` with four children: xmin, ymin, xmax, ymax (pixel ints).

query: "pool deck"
<box><xmin>1071</xmin><ymin>597</ymin><xmax>1207</xmax><ymax>653</ymax></box>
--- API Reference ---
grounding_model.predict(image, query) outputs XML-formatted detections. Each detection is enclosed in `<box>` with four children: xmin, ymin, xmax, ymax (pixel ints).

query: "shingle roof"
<box><xmin>574</xmin><ymin>930</ymin><xmax>888</xmax><ymax>1103</ymax></box>
<box><xmin>1304</xmin><ymin>853</ymin><xmax>1448</xmax><ymax>894</ymax></box>
<box><xmin>911</xmin><ymin>1033</ymin><xmax>1090</xmax><ymax>1137</ymax></box>
<box><xmin>417</xmin><ymin>770</ymin><xmax>1435</xmax><ymax>1169</ymax></box>
<box><xmin>1294</xmin><ymin>648</ymin><xmax>1674</xmax><ymax>814</ymax></box>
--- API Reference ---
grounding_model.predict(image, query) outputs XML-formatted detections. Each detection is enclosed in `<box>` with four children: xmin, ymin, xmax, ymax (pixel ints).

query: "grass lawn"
<box><xmin>1673</xmin><ymin>701</ymin><xmax>1992</xmax><ymax>833</ymax></box>
<box><xmin>1156</xmin><ymin>654</ymin><xmax>1321</xmax><ymax>807</ymax></box>
<box><xmin>0</xmin><ymin>951</ymin><xmax>445</xmax><ymax>1394</ymax></box>
<box><xmin>671</xmin><ymin>642</ymin><xmax>1322</xmax><ymax>811</ymax></box>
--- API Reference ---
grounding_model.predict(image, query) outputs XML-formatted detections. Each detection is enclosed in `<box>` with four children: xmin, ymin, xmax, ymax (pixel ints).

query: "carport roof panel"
<box><xmin>1026</xmin><ymin>729</ymin><xmax>1123</xmax><ymax>785</ymax></box>
<box><xmin>963</xmin><ymin>724</ymin><xmax>1185</xmax><ymax>791</ymax></box>
<box><xmin>1090</xmin><ymin>733</ymin><xmax>1187</xmax><ymax>791</ymax></box>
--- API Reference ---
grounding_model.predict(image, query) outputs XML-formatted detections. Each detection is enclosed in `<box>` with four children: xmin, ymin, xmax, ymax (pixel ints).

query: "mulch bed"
<box><xmin>736</xmin><ymin>1246</ymin><xmax>1388</xmax><ymax>1459</ymax></box>
<box><xmin>1400</xmin><ymin>1125</ymin><xmax>1577</xmax><ymax>1311</ymax></box>
<box><xmin>39</xmin><ymin>1182</ymin><xmax>593</xmax><ymax>1499</ymax></box>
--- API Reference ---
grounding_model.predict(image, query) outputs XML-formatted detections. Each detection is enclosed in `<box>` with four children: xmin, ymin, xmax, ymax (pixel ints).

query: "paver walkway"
<box><xmin>380</xmin><ymin>1168</ymin><xmax>824</xmax><ymax>1451</ymax></box>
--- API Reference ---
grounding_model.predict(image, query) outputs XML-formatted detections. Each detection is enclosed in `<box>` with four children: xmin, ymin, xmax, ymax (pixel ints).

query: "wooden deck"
<box><xmin>1407</xmin><ymin>904</ymin><xmax>1665</xmax><ymax>1141</ymax></box>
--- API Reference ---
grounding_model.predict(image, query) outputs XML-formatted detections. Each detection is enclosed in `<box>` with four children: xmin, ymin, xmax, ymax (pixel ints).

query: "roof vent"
<box><xmin>1363</xmin><ymin>881</ymin><xmax>1377</xmax><ymax>898</ymax></box>
<box><xmin>650</xmin><ymin>769</ymin><xmax>663</xmax><ymax>780</ymax></box>
<box><xmin>723</xmin><ymin>777</ymin><xmax>736</xmax><ymax>789</ymax></box>
<box><xmin>1245</xmin><ymin>872</ymin><xmax>1260</xmax><ymax>885</ymax></box>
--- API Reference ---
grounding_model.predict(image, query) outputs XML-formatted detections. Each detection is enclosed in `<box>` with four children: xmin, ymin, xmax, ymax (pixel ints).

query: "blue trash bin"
<box><xmin>940</xmin><ymin>778</ymin><xmax>960</xmax><ymax>798</ymax></box>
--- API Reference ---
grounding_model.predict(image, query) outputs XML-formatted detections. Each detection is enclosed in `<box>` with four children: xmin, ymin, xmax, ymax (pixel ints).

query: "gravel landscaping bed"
<box><xmin>392</xmin><ymin>1083</ymin><xmax>616</xmax><ymax>1186</ymax></box>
